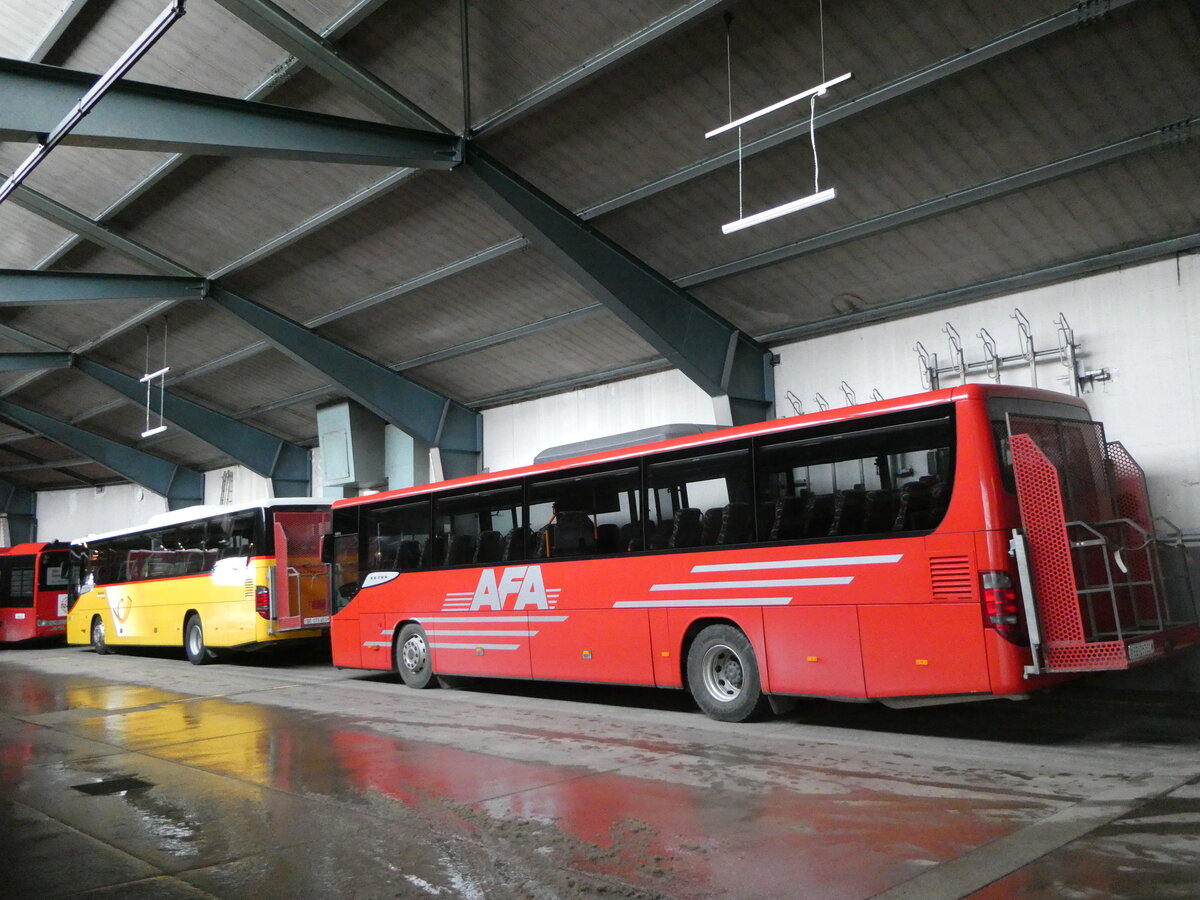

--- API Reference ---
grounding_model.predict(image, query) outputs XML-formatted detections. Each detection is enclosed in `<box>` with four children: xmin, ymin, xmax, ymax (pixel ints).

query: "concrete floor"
<box><xmin>2</xmin><ymin>644</ymin><xmax>1200</xmax><ymax>899</ymax></box>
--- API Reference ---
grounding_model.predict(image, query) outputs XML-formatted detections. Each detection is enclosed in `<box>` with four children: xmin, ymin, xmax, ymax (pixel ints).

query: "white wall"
<box><xmin>36</xmin><ymin>483</ymin><xmax>167</xmax><ymax>542</ymax></box>
<box><xmin>481</xmin><ymin>368</ymin><xmax>717</xmax><ymax>472</ymax></box>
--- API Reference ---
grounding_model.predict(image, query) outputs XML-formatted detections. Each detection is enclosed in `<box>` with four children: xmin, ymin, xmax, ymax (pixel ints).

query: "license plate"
<box><xmin>1127</xmin><ymin>639</ymin><xmax>1155</xmax><ymax>662</ymax></box>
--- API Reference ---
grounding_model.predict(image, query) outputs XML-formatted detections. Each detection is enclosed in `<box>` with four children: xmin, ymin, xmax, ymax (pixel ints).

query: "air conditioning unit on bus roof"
<box><xmin>535</xmin><ymin>423</ymin><xmax>723</xmax><ymax>464</ymax></box>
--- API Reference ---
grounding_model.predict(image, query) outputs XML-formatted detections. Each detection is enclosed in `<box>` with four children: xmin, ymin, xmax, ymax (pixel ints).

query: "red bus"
<box><xmin>0</xmin><ymin>542</ymin><xmax>77</xmax><ymax>644</ymax></box>
<box><xmin>327</xmin><ymin>384</ymin><xmax>1199</xmax><ymax>721</ymax></box>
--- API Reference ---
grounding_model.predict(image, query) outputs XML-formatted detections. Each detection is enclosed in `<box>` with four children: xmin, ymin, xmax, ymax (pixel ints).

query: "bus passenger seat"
<box><xmin>861</xmin><ymin>491</ymin><xmax>899</xmax><ymax>535</ymax></box>
<box><xmin>648</xmin><ymin>519</ymin><xmax>675</xmax><ymax>549</ymax></box>
<box><xmin>769</xmin><ymin>496</ymin><xmax>805</xmax><ymax>540</ymax></box>
<box><xmin>596</xmin><ymin>523</ymin><xmax>621</xmax><ymax>553</ymax></box>
<box><xmin>801</xmin><ymin>494</ymin><xmax>834</xmax><ymax>538</ymax></box>
<box><xmin>668</xmin><ymin>507</ymin><xmax>703</xmax><ymax>549</ymax></box>
<box><xmin>701</xmin><ymin>507</ymin><xmax>723</xmax><ymax>545</ymax></box>
<box><xmin>474</xmin><ymin>530</ymin><xmax>503</xmax><ymax>564</ymax></box>
<box><xmin>893</xmin><ymin>481</ymin><xmax>932</xmax><ymax>531</ymax></box>
<box><xmin>443</xmin><ymin>534</ymin><xmax>476</xmax><ymax>566</ymax></box>
<box><xmin>420</xmin><ymin>534</ymin><xmax>446</xmax><ymax>568</ymax></box>
<box><xmin>828</xmin><ymin>490</ymin><xmax>867</xmax><ymax>536</ymax></box>
<box><xmin>397</xmin><ymin>540</ymin><xmax>421</xmax><ymax>570</ymax></box>
<box><xmin>620</xmin><ymin>521</ymin><xmax>642</xmax><ymax>551</ymax></box>
<box><xmin>554</xmin><ymin>511</ymin><xmax>595</xmax><ymax>556</ymax></box>
<box><xmin>501</xmin><ymin>526</ymin><xmax>532</xmax><ymax>561</ymax></box>
<box><xmin>717</xmin><ymin>501</ymin><xmax>753</xmax><ymax>544</ymax></box>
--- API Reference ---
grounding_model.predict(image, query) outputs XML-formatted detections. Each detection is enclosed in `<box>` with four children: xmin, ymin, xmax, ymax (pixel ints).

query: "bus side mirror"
<box><xmin>320</xmin><ymin>534</ymin><xmax>334</xmax><ymax>565</ymax></box>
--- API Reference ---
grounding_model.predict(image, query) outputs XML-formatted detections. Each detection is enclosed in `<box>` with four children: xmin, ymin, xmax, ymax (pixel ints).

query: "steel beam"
<box><xmin>0</xmin><ymin>399</ymin><xmax>203</xmax><ymax>509</ymax></box>
<box><xmin>680</xmin><ymin>116</ymin><xmax>1200</xmax><ymax>287</ymax></box>
<box><xmin>0</xmin><ymin>58</ymin><xmax>462</xmax><ymax>167</ymax></box>
<box><xmin>0</xmin><ymin>269</ymin><xmax>204</xmax><ymax>303</ymax></box>
<box><xmin>461</xmin><ymin>144</ymin><xmax>773</xmax><ymax>425</ymax></box>
<box><xmin>473</xmin><ymin>0</ymin><xmax>724</xmax><ymax>136</ymax></box>
<box><xmin>756</xmin><ymin>232</ymin><xmax>1200</xmax><ymax>345</ymax></box>
<box><xmin>73</xmin><ymin>356</ymin><xmax>311</xmax><ymax>497</ymax></box>
<box><xmin>10</xmin><ymin>183</ymin><xmax>194</xmax><ymax>276</ymax></box>
<box><xmin>29</xmin><ymin>0</ymin><xmax>94</xmax><ymax>64</ymax></box>
<box><xmin>0</xmin><ymin>353</ymin><xmax>72</xmax><ymax>371</ymax></box>
<box><xmin>0</xmin><ymin>480</ymin><xmax>36</xmax><ymax>542</ymax></box>
<box><xmin>207</xmin><ymin>287</ymin><xmax>481</xmax><ymax>479</ymax></box>
<box><xmin>211</xmin><ymin>0</ymin><xmax>447</xmax><ymax>132</ymax></box>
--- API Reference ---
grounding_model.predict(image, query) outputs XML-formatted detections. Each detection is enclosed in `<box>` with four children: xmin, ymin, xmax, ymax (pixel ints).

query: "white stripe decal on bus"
<box><xmin>692</xmin><ymin>554</ymin><xmax>903</xmax><ymax>573</ymax></box>
<box><xmin>430</xmin><ymin>642</ymin><xmax>521</xmax><ymax>651</ymax></box>
<box><xmin>421</xmin><ymin>615</ymin><xmax>569</xmax><ymax>623</ymax></box>
<box><xmin>650</xmin><ymin>577</ymin><xmax>853</xmax><ymax>591</ymax></box>
<box><xmin>614</xmin><ymin>597</ymin><xmax>795</xmax><ymax>608</ymax></box>
<box><xmin>426</xmin><ymin>629</ymin><xmax>538</xmax><ymax>637</ymax></box>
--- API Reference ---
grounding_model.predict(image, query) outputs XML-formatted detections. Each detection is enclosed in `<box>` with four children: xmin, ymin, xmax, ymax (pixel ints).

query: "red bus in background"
<box><xmin>0</xmin><ymin>542</ymin><xmax>76</xmax><ymax>644</ymax></box>
<box><xmin>327</xmin><ymin>384</ymin><xmax>1200</xmax><ymax>721</ymax></box>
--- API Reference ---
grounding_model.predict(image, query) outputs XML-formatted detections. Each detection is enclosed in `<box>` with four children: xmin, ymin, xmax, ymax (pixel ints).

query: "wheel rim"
<box><xmin>700</xmin><ymin>642</ymin><xmax>744</xmax><ymax>703</ymax></box>
<box><xmin>187</xmin><ymin>624</ymin><xmax>201</xmax><ymax>657</ymax></box>
<box><xmin>92</xmin><ymin>619</ymin><xmax>103</xmax><ymax>646</ymax></box>
<box><xmin>402</xmin><ymin>633</ymin><xmax>427</xmax><ymax>676</ymax></box>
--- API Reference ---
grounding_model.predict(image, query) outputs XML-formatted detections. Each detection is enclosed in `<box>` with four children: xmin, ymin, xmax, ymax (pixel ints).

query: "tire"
<box><xmin>395</xmin><ymin>623</ymin><xmax>436</xmax><ymax>689</ymax></box>
<box><xmin>686</xmin><ymin>624</ymin><xmax>767</xmax><ymax>722</ymax></box>
<box><xmin>184</xmin><ymin>614</ymin><xmax>212</xmax><ymax>666</ymax></box>
<box><xmin>90</xmin><ymin>616</ymin><xmax>110</xmax><ymax>655</ymax></box>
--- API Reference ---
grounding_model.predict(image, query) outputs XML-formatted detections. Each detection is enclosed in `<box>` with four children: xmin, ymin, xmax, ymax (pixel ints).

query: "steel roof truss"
<box><xmin>208</xmin><ymin>287</ymin><xmax>480</xmax><ymax>479</ymax></box>
<box><xmin>461</xmin><ymin>144</ymin><xmax>772</xmax><ymax>425</ymax></box>
<box><xmin>0</xmin><ymin>399</ymin><xmax>202</xmax><ymax>509</ymax></box>
<box><xmin>0</xmin><ymin>57</ymin><xmax>462</xmax><ymax>167</ymax></box>
<box><xmin>0</xmin><ymin>269</ymin><xmax>204</xmax><ymax>303</ymax></box>
<box><xmin>73</xmin><ymin>356</ymin><xmax>310</xmax><ymax>497</ymax></box>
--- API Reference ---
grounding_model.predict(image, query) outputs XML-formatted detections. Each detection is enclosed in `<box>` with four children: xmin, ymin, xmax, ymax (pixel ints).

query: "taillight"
<box><xmin>982</xmin><ymin>571</ymin><xmax>1027</xmax><ymax>645</ymax></box>
<box><xmin>255</xmin><ymin>585</ymin><xmax>271</xmax><ymax>620</ymax></box>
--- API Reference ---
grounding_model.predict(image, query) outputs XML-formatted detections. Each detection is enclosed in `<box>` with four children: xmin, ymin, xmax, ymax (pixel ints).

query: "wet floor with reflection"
<box><xmin>4</xmin><ymin>647</ymin><xmax>1200</xmax><ymax>898</ymax></box>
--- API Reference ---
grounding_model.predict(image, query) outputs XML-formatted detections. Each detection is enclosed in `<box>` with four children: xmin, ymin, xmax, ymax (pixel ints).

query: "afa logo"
<box><xmin>443</xmin><ymin>565</ymin><xmax>561</xmax><ymax>612</ymax></box>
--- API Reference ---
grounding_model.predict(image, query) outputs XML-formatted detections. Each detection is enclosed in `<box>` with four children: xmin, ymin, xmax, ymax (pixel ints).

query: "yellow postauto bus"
<box><xmin>68</xmin><ymin>499</ymin><xmax>332</xmax><ymax>664</ymax></box>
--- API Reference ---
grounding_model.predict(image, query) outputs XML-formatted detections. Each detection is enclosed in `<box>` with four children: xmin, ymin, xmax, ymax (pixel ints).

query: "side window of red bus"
<box><xmin>526</xmin><ymin>464</ymin><xmax>641</xmax><ymax>558</ymax></box>
<box><xmin>433</xmin><ymin>484</ymin><xmax>524</xmax><ymax>567</ymax></box>
<box><xmin>364</xmin><ymin>498</ymin><xmax>431</xmax><ymax>572</ymax></box>
<box><xmin>755</xmin><ymin>411</ymin><xmax>955</xmax><ymax>541</ymax></box>
<box><xmin>644</xmin><ymin>446</ymin><xmax>755</xmax><ymax>549</ymax></box>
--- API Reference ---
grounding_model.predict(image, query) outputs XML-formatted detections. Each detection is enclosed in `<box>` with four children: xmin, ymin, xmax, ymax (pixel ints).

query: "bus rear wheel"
<box><xmin>395</xmin><ymin>623</ymin><xmax>435</xmax><ymax>689</ymax></box>
<box><xmin>686</xmin><ymin>624</ymin><xmax>767</xmax><ymax>722</ymax></box>
<box><xmin>185</xmin><ymin>614</ymin><xmax>213</xmax><ymax>666</ymax></box>
<box><xmin>90</xmin><ymin>616</ymin><xmax>110</xmax><ymax>655</ymax></box>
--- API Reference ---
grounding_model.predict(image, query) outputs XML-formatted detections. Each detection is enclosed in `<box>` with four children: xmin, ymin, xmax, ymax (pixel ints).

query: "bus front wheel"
<box><xmin>395</xmin><ymin>623</ymin><xmax>435</xmax><ymax>689</ymax></box>
<box><xmin>185</xmin><ymin>615</ymin><xmax>213</xmax><ymax>666</ymax></box>
<box><xmin>90</xmin><ymin>616</ymin><xmax>110</xmax><ymax>655</ymax></box>
<box><xmin>686</xmin><ymin>625</ymin><xmax>767</xmax><ymax>722</ymax></box>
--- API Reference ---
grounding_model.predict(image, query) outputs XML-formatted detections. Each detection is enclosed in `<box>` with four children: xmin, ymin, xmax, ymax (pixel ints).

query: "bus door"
<box><xmin>1006</xmin><ymin>415</ymin><xmax>1200</xmax><ymax>676</ymax></box>
<box><xmin>273</xmin><ymin>511</ymin><xmax>333</xmax><ymax>631</ymax></box>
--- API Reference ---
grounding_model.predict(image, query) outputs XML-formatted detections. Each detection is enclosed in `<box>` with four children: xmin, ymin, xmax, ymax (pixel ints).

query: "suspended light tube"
<box><xmin>706</xmin><ymin>72</ymin><xmax>851</xmax><ymax>139</ymax></box>
<box><xmin>0</xmin><ymin>0</ymin><xmax>186</xmax><ymax>206</ymax></box>
<box><xmin>722</xmin><ymin>187</ymin><xmax>836</xmax><ymax>234</ymax></box>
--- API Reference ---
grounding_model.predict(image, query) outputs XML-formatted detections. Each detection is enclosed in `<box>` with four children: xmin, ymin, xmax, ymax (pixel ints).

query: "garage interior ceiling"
<box><xmin>0</xmin><ymin>0</ymin><xmax>1196</xmax><ymax>492</ymax></box>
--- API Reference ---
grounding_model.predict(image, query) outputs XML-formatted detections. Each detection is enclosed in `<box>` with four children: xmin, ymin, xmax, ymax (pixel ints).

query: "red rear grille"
<box><xmin>930</xmin><ymin>555</ymin><xmax>973</xmax><ymax>601</ymax></box>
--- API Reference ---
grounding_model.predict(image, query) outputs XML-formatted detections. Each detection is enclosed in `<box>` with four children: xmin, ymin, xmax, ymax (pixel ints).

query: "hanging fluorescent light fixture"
<box><xmin>721</xmin><ymin>187</ymin><xmax>836</xmax><ymax>234</ymax></box>
<box><xmin>705</xmin><ymin>72</ymin><xmax>852</xmax><ymax>140</ymax></box>
<box><xmin>708</xmin><ymin>4</ymin><xmax>850</xmax><ymax>235</ymax></box>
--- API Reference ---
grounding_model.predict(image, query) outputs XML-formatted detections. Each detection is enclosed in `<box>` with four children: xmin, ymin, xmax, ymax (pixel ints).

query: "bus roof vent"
<box><xmin>534</xmin><ymin>423</ymin><xmax>721</xmax><ymax>464</ymax></box>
